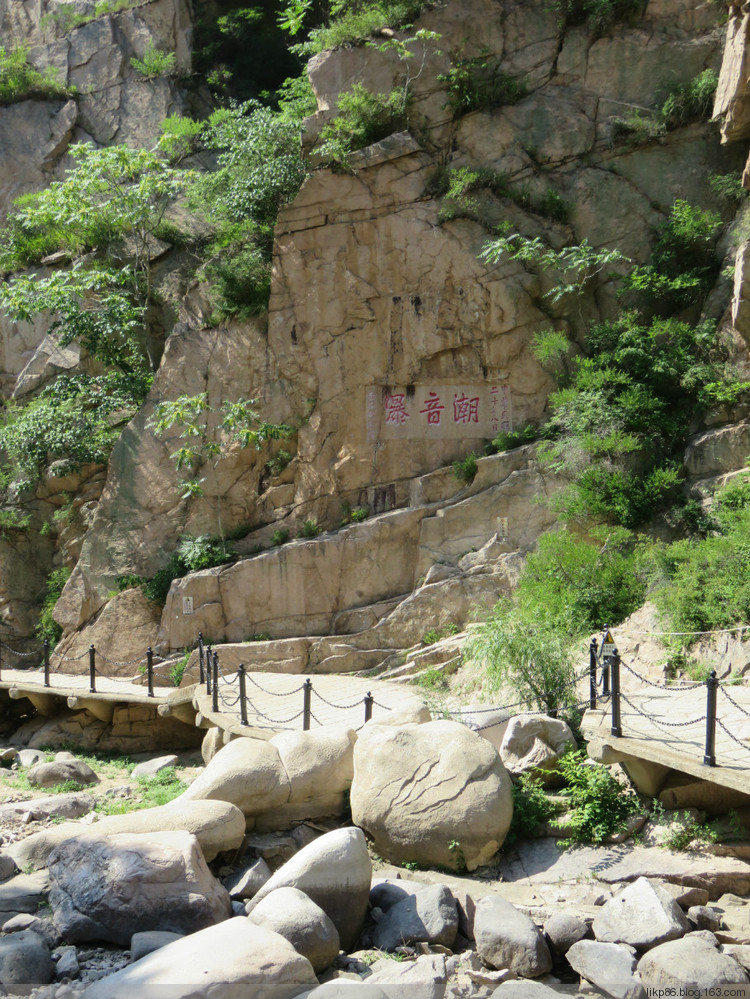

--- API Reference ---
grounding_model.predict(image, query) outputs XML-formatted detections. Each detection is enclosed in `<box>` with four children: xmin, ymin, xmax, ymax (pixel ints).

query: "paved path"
<box><xmin>0</xmin><ymin>666</ymin><xmax>174</xmax><ymax>702</ymax></box>
<box><xmin>196</xmin><ymin>669</ymin><xmax>423</xmax><ymax>736</ymax></box>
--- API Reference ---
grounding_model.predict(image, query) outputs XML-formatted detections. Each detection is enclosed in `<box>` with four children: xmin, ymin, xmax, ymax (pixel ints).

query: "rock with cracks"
<box><xmin>350</xmin><ymin>720</ymin><xmax>512</xmax><ymax>871</ymax></box>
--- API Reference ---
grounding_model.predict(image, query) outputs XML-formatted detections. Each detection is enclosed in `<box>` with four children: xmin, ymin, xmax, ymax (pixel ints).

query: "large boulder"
<box><xmin>48</xmin><ymin>831</ymin><xmax>231</xmax><ymax>945</ymax></box>
<box><xmin>350</xmin><ymin>720</ymin><xmax>512</xmax><ymax>871</ymax></box>
<box><xmin>637</xmin><ymin>935</ymin><xmax>749</xmax><ymax>987</ymax></box>
<box><xmin>247</xmin><ymin>886</ymin><xmax>340</xmax><ymax>973</ymax></box>
<box><xmin>592</xmin><ymin>878</ymin><xmax>689</xmax><ymax>950</ymax></box>
<box><xmin>27</xmin><ymin>759</ymin><xmax>99</xmax><ymax>789</ymax></box>
<box><xmin>474</xmin><ymin>897</ymin><xmax>552</xmax><ymax>978</ymax></box>
<box><xmin>7</xmin><ymin>799</ymin><xmax>245</xmax><ymax>869</ymax></box>
<box><xmin>83</xmin><ymin>917</ymin><xmax>318</xmax><ymax>998</ymax></box>
<box><xmin>0</xmin><ymin>930</ymin><xmax>54</xmax><ymax>987</ymax></box>
<box><xmin>371</xmin><ymin>883</ymin><xmax>458</xmax><ymax>952</ymax></box>
<box><xmin>566</xmin><ymin>940</ymin><xmax>645</xmax><ymax>999</ymax></box>
<box><xmin>180</xmin><ymin>727</ymin><xmax>355</xmax><ymax>828</ymax></box>
<box><xmin>247</xmin><ymin>827</ymin><xmax>371</xmax><ymax>952</ymax></box>
<box><xmin>498</xmin><ymin>715</ymin><xmax>575</xmax><ymax>784</ymax></box>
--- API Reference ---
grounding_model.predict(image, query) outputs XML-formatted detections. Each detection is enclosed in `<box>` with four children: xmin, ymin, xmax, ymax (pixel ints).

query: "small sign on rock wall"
<box><xmin>366</xmin><ymin>384</ymin><xmax>511</xmax><ymax>441</ymax></box>
<box><xmin>182</xmin><ymin>596</ymin><xmax>194</xmax><ymax>616</ymax></box>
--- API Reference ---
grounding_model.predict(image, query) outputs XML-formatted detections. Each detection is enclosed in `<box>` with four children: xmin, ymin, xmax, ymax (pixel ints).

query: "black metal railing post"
<box><xmin>704</xmin><ymin>669</ymin><xmax>718</xmax><ymax>767</ymax></box>
<box><xmin>602</xmin><ymin>623</ymin><xmax>611</xmax><ymax>696</ymax></box>
<box><xmin>198</xmin><ymin>632</ymin><xmax>205</xmax><ymax>685</ymax></box>
<box><xmin>212</xmin><ymin>652</ymin><xmax>219</xmax><ymax>713</ymax></box>
<box><xmin>146</xmin><ymin>647</ymin><xmax>154</xmax><ymax>698</ymax></box>
<box><xmin>0</xmin><ymin>641</ymin><xmax>3</xmax><ymax>680</ymax></box>
<box><xmin>589</xmin><ymin>637</ymin><xmax>598</xmax><ymax>710</ymax></box>
<box><xmin>206</xmin><ymin>646</ymin><xmax>212</xmax><ymax>695</ymax></box>
<box><xmin>364</xmin><ymin>691</ymin><xmax>373</xmax><ymax>724</ymax></box>
<box><xmin>89</xmin><ymin>645</ymin><xmax>96</xmax><ymax>693</ymax></box>
<box><xmin>610</xmin><ymin>649</ymin><xmax>622</xmax><ymax>737</ymax></box>
<box><xmin>303</xmin><ymin>678</ymin><xmax>312</xmax><ymax>731</ymax></box>
<box><xmin>238</xmin><ymin>665</ymin><xmax>248</xmax><ymax>726</ymax></box>
<box><xmin>43</xmin><ymin>639</ymin><xmax>50</xmax><ymax>688</ymax></box>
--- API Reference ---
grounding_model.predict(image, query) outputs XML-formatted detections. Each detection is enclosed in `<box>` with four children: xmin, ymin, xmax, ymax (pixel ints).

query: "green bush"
<box><xmin>660</xmin><ymin>69</ymin><xmax>718</xmax><ymax>131</ymax></box>
<box><xmin>142</xmin><ymin>535</ymin><xmax>235</xmax><ymax>605</ymax></box>
<box><xmin>540</xmin><ymin>311</ymin><xmax>747</xmax><ymax>526</ymax></box>
<box><xmin>452</xmin><ymin>452</ymin><xmax>479</xmax><ymax>484</ymax></box>
<box><xmin>491</xmin><ymin>424</ymin><xmax>540</xmax><ymax>452</ymax></box>
<box><xmin>0</xmin><ymin>46</ymin><xmax>73</xmax><ymax>105</ymax></box>
<box><xmin>465</xmin><ymin>601</ymin><xmax>579</xmax><ymax>714</ymax></box>
<box><xmin>271</xmin><ymin>527</ymin><xmax>290</xmax><ymax>546</ymax></box>
<box><xmin>36</xmin><ymin>567</ymin><xmax>71</xmax><ymax>646</ymax></box>
<box><xmin>709</xmin><ymin>172</ymin><xmax>747</xmax><ymax>206</ymax></box>
<box><xmin>554</xmin><ymin>749</ymin><xmax>640</xmax><ymax>844</ymax></box>
<box><xmin>622</xmin><ymin>200</ymin><xmax>722</xmax><ymax>312</ymax></box>
<box><xmin>298</xmin><ymin>0</ymin><xmax>425</xmax><ymax>55</ymax></box>
<box><xmin>299</xmin><ymin>519</ymin><xmax>322</xmax><ymax>538</ymax></box>
<box><xmin>440</xmin><ymin>54</ymin><xmax>526</xmax><ymax>118</ymax></box>
<box><xmin>548</xmin><ymin>0</ymin><xmax>642</xmax><ymax>34</ymax></box>
<box><xmin>130</xmin><ymin>41</ymin><xmax>176</xmax><ymax>78</ymax></box>
<box><xmin>319</xmin><ymin>83</ymin><xmax>408</xmax><ymax>167</ymax></box>
<box><xmin>518</xmin><ymin>527</ymin><xmax>646</xmax><ymax>633</ymax></box>
<box><xmin>506</xmin><ymin>772</ymin><xmax>561</xmax><ymax>846</ymax></box>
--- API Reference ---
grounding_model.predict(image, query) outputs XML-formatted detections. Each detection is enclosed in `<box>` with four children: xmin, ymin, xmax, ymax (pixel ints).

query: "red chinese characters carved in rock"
<box><xmin>384</xmin><ymin>393</ymin><xmax>409</xmax><ymax>425</ymax></box>
<box><xmin>419</xmin><ymin>391</ymin><xmax>445</xmax><ymax>425</ymax></box>
<box><xmin>453</xmin><ymin>392</ymin><xmax>480</xmax><ymax>424</ymax></box>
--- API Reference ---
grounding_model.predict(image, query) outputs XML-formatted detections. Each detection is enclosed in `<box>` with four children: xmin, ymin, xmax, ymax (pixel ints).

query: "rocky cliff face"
<box><xmin>2</xmin><ymin>0</ymin><xmax>750</xmax><ymax>669</ymax></box>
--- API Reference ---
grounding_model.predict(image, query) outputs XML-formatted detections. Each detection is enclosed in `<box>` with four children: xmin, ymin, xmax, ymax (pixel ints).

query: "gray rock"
<box><xmin>27</xmin><ymin>760</ymin><xmax>99</xmax><ymax>789</ymax></box>
<box><xmin>543</xmin><ymin>913</ymin><xmax>589</xmax><ymax>955</ymax></box>
<box><xmin>722</xmin><ymin>945</ymin><xmax>750</xmax><ymax>973</ymax></box>
<box><xmin>0</xmin><ymin>871</ymin><xmax>49</xmax><ymax>914</ymax></box>
<box><xmin>368</xmin><ymin>952</ymin><xmax>447</xmax><ymax>999</ymax></box>
<box><xmin>0</xmin><ymin>852</ymin><xmax>17</xmax><ymax>882</ymax></box>
<box><xmin>130</xmin><ymin>755</ymin><xmax>178</xmax><ymax>779</ymax></box>
<box><xmin>248</xmin><ymin>886</ymin><xmax>340</xmax><ymax>973</ymax></box>
<box><xmin>54</xmin><ymin>945</ymin><xmax>80</xmax><ymax>979</ymax></box>
<box><xmin>129</xmin><ymin>931</ymin><xmax>184</xmax><ymax>963</ymax></box>
<box><xmin>474</xmin><ymin>896</ymin><xmax>552</xmax><ymax>978</ymax></box>
<box><xmin>232</xmin><ymin>900</ymin><xmax>245</xmax><ymax>915</ymax></box>
<box><xmin>82</xmin><ymin>918</ymin><xmax>317</xmax><ymax>998</ymax></box>
<box><xmin>0</xmin><ymin>792</ymin><xmax>95</xmax><ymax>824</ymax></box>
<box><xmin>17</xmin><ymin>749</ymin><xmax>46</xmax><ymax>767</ymax></box>
<box><xmin>592</xmin><ymin>877</ymin><xmax>689</xmax><ymax>950</ymax></box>
<box><xmin>566</xmin><ymin>940</ymin><xmax>645</xmax><ymax>999</ymax></box>
<box><xmin>371</xmin><ymin>884</ymin><xmax>458</xmax><ymax>952</ymax></box>
<box><xmin>48</xmin><ymin>831</ymin><xmax>231</xmax><ymax>945</ymax></box>
<box><xmin>0</xmin><ymin>930</ymin><xmax>54</xmax><ymax>986</ymax></box>
<box><xmin>369</xmin><ymin>879</ymin><xmax>427</xmax><ymax>911</ymax></box>
<box><xmin>0</xmin><ymin>748</ymin><xmax>16</xmax><ymax>764</ymax></box>
<box><xmin>638</xmin><ymin>935</ymin><xmax>749</xmax><ymax>987</ymax></box>
<box><xmin>688</xmin><ymin>904</ymin><xmax>722</xmax><ymax>932</ymax></box>
<box><xmin>491</xmin><ymin>981</ymin><xmax>564</xmax><ymax>999</ymax></box>
<box><xmin>247</xmin><ymin>827</ymin><xmax>371</xmax><ymax>952</ymax></box>
<box><xmin>225</xmin><ymin>858</ymin><xmax>272</xmax><ymax>900</ymax></box>
<box><xmin>54</xmin><ymin>752</ymin><xmax>78</xmax><ymax>762</ymax></box>
<box><xmin>2</xmin><ymin>913</ymin><xmax>59</xmax><ymax>948</ymax></box>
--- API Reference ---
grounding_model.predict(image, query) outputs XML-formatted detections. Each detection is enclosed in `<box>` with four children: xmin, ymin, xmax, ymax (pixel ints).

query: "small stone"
<box><xmin>55</xmin><ymin>946</ymin><xmax>80</xmax><ymax>979</ymax></box>
<box><xmin>543</xmin><ymin>913</ymin><xmax>589</xmax><ymax>955</ymax></box>
<box><xmin>130</xmin><ymin>755</ymin><xmax>178</xmax><ymax>779</ymax></box>
<box><xmin>688</xmin><ymin>905</ymin><xmax>722</xmax><ymax>932</ymax></box>
<box><xmin>129</xmin><ymin>931</ymin><xmax>183</xmax><ymax>963</ymax></box>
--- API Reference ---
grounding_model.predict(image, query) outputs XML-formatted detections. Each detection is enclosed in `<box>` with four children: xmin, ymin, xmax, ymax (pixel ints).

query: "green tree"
<box><xmin>0</xmin><ymin>142</ymin><xmax>188</xmax><ymax>371</ymax></box>
<box><xmin>148</xmin><ymin>393</ymin><xmax>292</xmax><ymax>543</ymax></box>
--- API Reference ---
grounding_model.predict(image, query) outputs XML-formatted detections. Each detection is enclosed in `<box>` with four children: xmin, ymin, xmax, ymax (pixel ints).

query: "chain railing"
<box><xmin>589</xmin><ymin>634</ymin><xmax>750</xmax><ymax>771</ymax></box>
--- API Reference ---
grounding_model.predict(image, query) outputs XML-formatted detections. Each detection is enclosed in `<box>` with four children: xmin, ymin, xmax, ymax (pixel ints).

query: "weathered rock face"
<box><xmin>350</xmin><ymin>720</ymin><xmax>513</xmax><ymax>871</ymax></box>
<box><xmin>47</xmin><ymin>831</ymin><xmax>232</xmax><ymax>945</ymax></box>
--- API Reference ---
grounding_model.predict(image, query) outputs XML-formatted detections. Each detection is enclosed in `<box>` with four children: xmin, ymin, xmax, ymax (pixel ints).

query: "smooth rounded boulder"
<box><xmin>248</xmin><ymin>886</ymin><xmax>340</xmax><ymax>973</ymax></box>
<box><xmin>350</xmin><ymin>720</ymin><xmax>513</xmax><ymax>870</ymax></box>
<box><xmin>48</xmin><ymin>831</ymin><xmax>231</xmax><ymax>945</ymax></box>
<box><xmin>180</xmin><ymin>737</ymin><xmax>290</xmax><ymax>818</ymax></box>
<box><xmin>498</xmin><ymin>715</ymin><xmax>575</xmax><ymax>784</ymax></box>
<box><xmin>0</xmin><ymin>930</ymin><xmax>53</xmax><ymax>987</ymax></box>
<box><xmin>637</xmin><ymin>936</ymin><xmax>749</xmax><ymax>987</ymax></box>
<box><xmin>7</xmin><ymin>798</ymin><xmax>245</xmax><ymax>868</ymax></box>
<box><xmin>27</xmin><ymin>759</ymin><xmax>99</xmax><ymax>789</ymax></box>
<box><xmin>247</xmin><ymin>827</ymin><xmax>371</xmax><ymax>952</ymax></box>
<box><xmin>83</xmin><ymin>918</ymin><xmax>318</xmax><ymax>998</ymax></box>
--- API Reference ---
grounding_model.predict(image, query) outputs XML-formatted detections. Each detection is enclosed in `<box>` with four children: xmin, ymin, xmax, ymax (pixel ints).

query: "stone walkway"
<box><xmin>202</xmin><ymin>669</ymin><xmax>422</xmax><ymax>733</ymax></box>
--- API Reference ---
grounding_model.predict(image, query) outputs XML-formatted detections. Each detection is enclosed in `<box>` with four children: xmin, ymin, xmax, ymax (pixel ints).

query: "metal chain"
<box><xmin>715</xmin><ymin>717</ymin><xmax>750</xmax><ymax>753</ymax></box>
<box><xmin>311</xmin><ymin>688</ymin><xmax>365</xmax><ymax>710</ymax></box>
<box><xmin>620</xmin><ymin>659</ymin><xmax>703</xmax><ymax>690</ymax></box>
<box><xmin>309</xmin><ymin>710</ymin><xmax>321</xmax><ymax>727</ymax></box>
<box><xmin>97</xmin><ymin>652</ymin><xmax>148</xmax><ymax>667</ymax></box>
<box><xmin>218</xmin><ymin>689</ymin><xmax>241</xmax><ymax>708</ymax></box>
<box><xmin>245</xmin><ymin>704</ymin><xmax>306</xmax><ymax>725</ymax></box>
<box><xmin>719</xmin><ymin>684</ymin><xmax>750</xmax><ymax>719</ymax></box>
<box><xmin>245</xmin><ymin>674</ymin><xmax>305</xmax><ymax>697</ymax></box>
<box><xmin>370</xmin><ymin>700</ymin><xmax>393</xmax><ymax>711</ymax></box>
<box><xmin>52</xmin><ymin>649</ymin><xmax>92</xmax><ymax>662</ymax></box>
<box><xmin>0</xmin><ymin>643</ymin><xmax>41</xmax><ymax>658</ymax></box>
